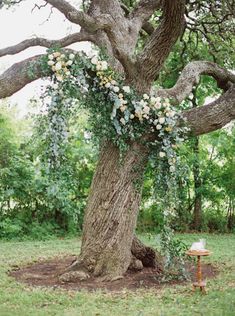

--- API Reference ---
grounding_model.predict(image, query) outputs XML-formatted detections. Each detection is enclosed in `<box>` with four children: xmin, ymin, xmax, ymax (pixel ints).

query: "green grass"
<box><xmin>0</xmin><ymin>234</ymin><xmax>235</xmax><ymax>316</ymax></box>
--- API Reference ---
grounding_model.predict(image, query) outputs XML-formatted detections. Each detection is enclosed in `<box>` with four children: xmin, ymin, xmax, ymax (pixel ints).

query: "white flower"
<box><xmin>143</xmin><ymin>93</ymin><xmax>149</xmax><ymax>100</ymax></box>
<box><xmin>60</xmin><ymin>54</ymin><xmax>65</xmax><ymax>59</ymax></box>
<box><xmin>150</xmin><ymin>96</ymin><xmax>157</xmax><ymax>103</ymax></box>
<box><xmin>139</xmin><ymin>99</ymin><xmax>147</xmax><ymax>107</ymax></box>
<box><xmin>163</xmin><ymin>102</ymin><xmax>169</xmax><ymax>107</ymax></box>
<box><xmin>169</xmin><ymin>166</ymin><xmax>175</xmax><ymax>173</ymax></box>
<box><xmin>55</xmin><ymin>62</ymin><xmax>62</xmax><ymax>71</ymax></box>
<box><xmin>66</xmin><ymin>60</ymin><xmax>73</xmax><ymax>66</ymax></box>
<box><xmin>159</xmin><ymin>151</ymin><xmax>166</xmax><ymax>158</ymax></box>
<box><xmin>159</xmin><ymin>117</ymin><xmax>165</xmax><ymax>124</ymax></box>
<box><xmin>163</xmin><ymin>210</ymin><xmax>169</xmax><ymax>216</ymax></box>
<box><xmin>154</xmin><ymin>102</ymin><xmax>161</xmax><ymax>110</ymax></box>
<box><xmin>84</xmin><ymin>131</ymin><xmax>92</xmax><ymax>140</ymax></box>
<box><xmin>153</xmin><ymin>119</ymin><xmax>158</xmax><ymax>125</ymax></box>
<box><xmin>91</xmin><ymin>56</ymin><xmax>98</xmax><ymax>65</ymax></box>
<box><xmin>113</xmin><ymin>86</ymin><xmax>120</xmax><ymax>93</ymax></box>
<box><xmin>101</xmin><ymin>61</ymin><xmax>108</xmax><ymax>70</ymax></box>
<box><xmin>120</xmin><ymin>118</ymin><xmax>126</xmax><ymax>125</ymax></box>
<box><xmin>48</xmin><ymin>54</ymin><xmax>54</xmax><ymax>60</ymax></box>
<box><xmin>135</xmin><ymin>111</ymin><xmax>143</xmax><ymax>121</ymax></box>
<box><xmin>168</xmin><ymin>110</ymin><xmax>176</xmax><ymax>118</ymax></box>
<box><xmin>120</xmin><ymin>105</ymin><xmax>127</xmax><ymax>112</ymax></box>
<box><xmin>56</xmin><ymin>75</ymin><xmax>63</xmax><ymax>82</ymax></box>
<box><xmin>163</xmin><ymin>98</ymin><xmax>170</xmax><ymax>107</ymax></box>
<box><xmin>143</xmin><ymin>114</ymin><xmax>149</xmax><ymax>119</ymax></box>
<box><xmin>143</xmin><ymin>105</ymin><xmax>150</xmax><ymax>114</ymax></box>
<box><xmin>69</xmin><ymin>53</ymin><xmax>75</xmax><ymax>60</ymax></box>
<box><xmin>47</xmin><ymin>60</ymin><xmax>55</xmax><ymax>66</ymax></box>
<box><xmin>156</xmin><ymin>124</ymin><xmax>162</xmax><ymax>130</ymax></box>
<box><xmin>53</xmin><ymin>52</ymin><xmax>61</xmax><ymax>58</ymax></box>
<box><xmin>122</xmin><ymin>85</ymin><xmax>131</xmax><ymax>93</ymax></box>
<box><xmin>105</xmin><ymin>82</ymin><xmax>111</xmax><ymax>88</ymax></box>
<box><xmin>96</xmin><ymin>63</ymin><xmax>102</xmax><ymax>71</ymax></box>
<box><xmin>111</xmin><ymin>80</ymin><xmax>117</xmax><ymax>85</ymax></box>
<box><xmin>130</xmin><ymin>114</ymin><xmax>135</xmax><ymax>119</ymax></box>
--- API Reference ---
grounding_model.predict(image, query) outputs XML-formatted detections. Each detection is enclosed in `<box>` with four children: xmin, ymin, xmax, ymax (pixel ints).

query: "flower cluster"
<box><xmin>88</xmin><ymin>54</ymin><xmax>185</xmax><ymax>171</ymax></box>
<box><xmin>47</xmin><ymin>51</ymin><xmax>75</xmax><ymax>82</ymax></box>
<box><xmin>44</xmin><ymin>50</ymin><xmax>187</xmax><ymax>173</ymax></box>
<box><xmin>42</xmin><ymin>52</ymin><xmax>78</xmax><ymax>168</ymax></box>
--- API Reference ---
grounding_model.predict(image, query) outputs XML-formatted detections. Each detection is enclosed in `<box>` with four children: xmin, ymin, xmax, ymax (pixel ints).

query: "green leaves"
<box><xmin>0</xmin><ymin>102</ymin><xmax>97</xmax><ymax>239</ymax></box>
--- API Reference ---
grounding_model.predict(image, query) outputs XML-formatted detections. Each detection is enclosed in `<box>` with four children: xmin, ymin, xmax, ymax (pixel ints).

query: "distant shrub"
<box><xmin>203</xmin><ymin>209</ymin><xmax>228</xmax><ymax>233</ymax></box>
<box><xmin>26</xmin><ymin>221</ymin><xmax>61</xmax><ymax>240</ymax></box>
<box><xmin>137</xmin><ymin>205</ymin><xmax>164</xmax><ymax>233</ymax></box>
<box><xmin>0</xmin><ymin>218</ymin><xmax>23</xmax><ymax>239</ymax></box>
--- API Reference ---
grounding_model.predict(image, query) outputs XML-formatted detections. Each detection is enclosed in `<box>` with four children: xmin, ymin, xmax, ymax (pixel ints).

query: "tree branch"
<box><xmin>130</xmin><ymin>0</ymin><xmax>162</xmax><ymax>25</ymax></box>
<box><xmin>137</xmin><ymin>0</ymin><xmax>186</xmax><ymax>87</ymax></box>
<box><xmin>184</xmin><ymin>85</ymin><xmax>235</xmax><ymax>136</ymax></box>
<box><xmin>120</xmin><ymin>2</ymin><xmax>154</xmax><ymax>35</ymax></box>
<box><xmin>1</xmin><ymin>55</ymin><xmax>234</xmax><ymax>138</ymax></box>
<box><xmin>86</xmin><ymin>0</ymin><xmax>138</xmax><ymax>77</ymax></box>
<box><xmin>156</xmin><ymin>61</ymin><xmax>235</xmax><ymax>103</ymax></box>
<box><xmin>45</xmin><ymin>0</ymin><xmax>111</xmax><ymax>31</ymax></box>
<box><xmin>0</xmin><ymin>55</ymin><xmax>45</xmax><ymax>99</ymax></box>
<box><xmin>0</xmin><ymin>31</ymin><xmax>95</xmax><ymax>57</ymax></box>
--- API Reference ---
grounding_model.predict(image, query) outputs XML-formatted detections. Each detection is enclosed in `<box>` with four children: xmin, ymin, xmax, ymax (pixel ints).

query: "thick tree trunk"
<box><xmin>192</xmin><ymin>196</ymin><xmax>202</xmax><ymax>231</ymax></box>
<box><xmin>191</xmin><ymin>137</ymin><xmax>203</xmax><ymax>231</ymax></box>
<box><xmin>227</xmin><ymin>198</ymin><xmax>235</xmax><ymax>231</ymax></box>
<box><xmin>60</xmin><ymin>140</ymin><xmax>162</xmax><ymax>282</ymax></box>
<box><xmin>80</xmin><ymin>140</ymin><xmax>147</xmax><ymax>279</ymax></box>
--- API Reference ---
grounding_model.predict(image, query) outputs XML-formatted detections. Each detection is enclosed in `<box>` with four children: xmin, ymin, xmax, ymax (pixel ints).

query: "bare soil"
<box><xmin>9</xmin><ymin>255</ymin><xmax>218</xmax><ymax>292</ymax></box>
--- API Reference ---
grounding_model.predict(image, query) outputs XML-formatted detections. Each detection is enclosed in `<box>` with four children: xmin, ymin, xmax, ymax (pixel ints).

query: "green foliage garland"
<box><xmin>42</xmin><ymin>49</ymin><xmax>188</xmax><ymax>175</ymax></box>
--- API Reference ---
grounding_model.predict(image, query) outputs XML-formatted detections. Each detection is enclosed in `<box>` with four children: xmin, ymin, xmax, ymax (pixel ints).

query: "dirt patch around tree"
<box><xmin>9</xmin><ymin>255</ymin><xmax>218</xmax><ymax>292</ymax></box>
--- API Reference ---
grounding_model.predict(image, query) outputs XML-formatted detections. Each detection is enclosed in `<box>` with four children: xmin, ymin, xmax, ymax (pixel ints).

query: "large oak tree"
<box><xmin>0</xmin><ymin>0</ymin><xmax>234</xmax><ymax>281</ymax></box>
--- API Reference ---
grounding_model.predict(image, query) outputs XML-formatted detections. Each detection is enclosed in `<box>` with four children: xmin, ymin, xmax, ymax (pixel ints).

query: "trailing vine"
<box><xmin>40</xmin><ymin>49</ymin><xmax>188</xmax><ymax>174</ymax></box>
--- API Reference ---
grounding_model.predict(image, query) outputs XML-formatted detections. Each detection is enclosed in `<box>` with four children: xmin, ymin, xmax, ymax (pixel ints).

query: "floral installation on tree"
<box><xmin>41</xmin><ymin>50</ymin><xmax>190</xmax><ymax>276</ymax></box>
<box><xmin>41</xmin><ymin>49</ymin><xmax>188</xmax><ymax>176</ymax></box>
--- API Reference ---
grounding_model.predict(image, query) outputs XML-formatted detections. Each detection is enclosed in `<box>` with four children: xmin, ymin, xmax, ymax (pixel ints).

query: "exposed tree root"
<box><xmin>131</xmin><ymin>236</ymin><xmax>163</xmax><ymax>272</ymax></box>
<box><xmin>59</xmin><ymin>270</ymin><xmax>90</xmax><ymax>282</ymax></box>
<box><xmin>58</xmin><ymin>236</ymin><xmax>163</xmax><ymax>283</ymax></box>
<box><xmin>129</xmin><ymin>256</ymin><xmax>143</xmax><ymax>271</ymax></box>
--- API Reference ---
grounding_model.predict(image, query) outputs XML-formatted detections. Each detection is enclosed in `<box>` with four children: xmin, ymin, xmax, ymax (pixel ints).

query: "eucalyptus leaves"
<box><xmin>43</xmin><ymin>49</ymin><xmax>187</xmax><ymax>171</ymax></box>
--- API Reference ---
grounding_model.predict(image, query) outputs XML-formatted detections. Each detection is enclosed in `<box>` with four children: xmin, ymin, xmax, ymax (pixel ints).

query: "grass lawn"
<box><xmin>0</xmin><ymin>233</ymin><xmax>235</xmax><ymax>316</ymax></box>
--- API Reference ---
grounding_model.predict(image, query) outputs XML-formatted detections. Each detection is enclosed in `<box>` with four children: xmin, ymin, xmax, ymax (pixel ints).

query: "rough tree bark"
<box><xmin>60</xmin><ymin>140</ymin><xmax>159</xmax><ymax>281</ymax></box>
<box><xmin>191</xmin><ymin>136</ymin><xmax>202</xmax><ymax>231</ymax></box>
<box><xmin>0</xmin><ymin>0</ymin><xmax>235</xmax><ymax>281</ymax></box>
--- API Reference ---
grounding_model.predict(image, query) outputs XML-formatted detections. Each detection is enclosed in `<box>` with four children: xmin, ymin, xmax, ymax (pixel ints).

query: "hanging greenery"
<box><xmin>40</xmin><ymin>49</ymin><xmax>188</xmax><ymax>173</ymax></box>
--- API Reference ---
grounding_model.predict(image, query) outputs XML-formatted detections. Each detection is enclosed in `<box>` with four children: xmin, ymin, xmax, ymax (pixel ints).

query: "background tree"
<box><xmin>0</xmin><ymin>103</ymin><xmax>96</xmax><ymax>239</ymax></box>
<box><xmin>0</xmin><ymin>0</ymin><xmax>234</xmax><ymax>281</ymax></box>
